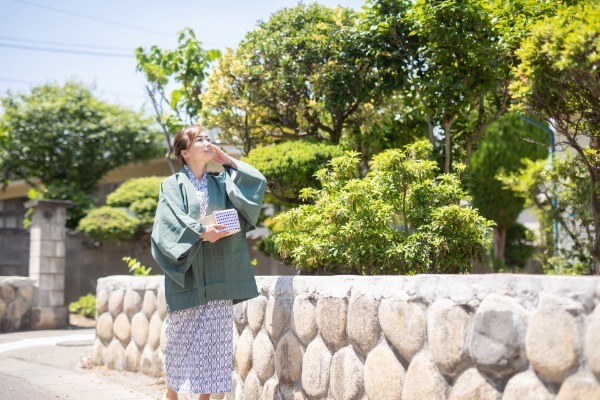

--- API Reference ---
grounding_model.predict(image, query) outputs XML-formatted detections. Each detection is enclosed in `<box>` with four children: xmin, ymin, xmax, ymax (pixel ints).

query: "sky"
<box><xmin>0</xmin><ymin>0</ymin><xmax>366</xmax><ymax>111</ymax></box>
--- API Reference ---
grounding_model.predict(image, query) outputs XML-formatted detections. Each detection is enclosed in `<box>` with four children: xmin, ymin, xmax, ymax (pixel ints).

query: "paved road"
<box><xmin>0</xmin><ymin>371</ymin><xmax>56</xmax><ymax>400</ymax></box>
<box><xmin>0</xmin><ymin>328</ymin><xmax>163</xmax><ymax>400</ymax></box>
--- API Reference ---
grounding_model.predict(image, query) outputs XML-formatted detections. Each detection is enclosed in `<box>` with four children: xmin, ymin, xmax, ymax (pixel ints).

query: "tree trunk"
<box><xmin>493</xmin><ymin>225</ymin><xmax>507</xmax><ymax>264</ymax></box>
<box><xmin>443</xmin><ymin>120</ymin><xmax>453</xmax><ymax>173</ymax></box>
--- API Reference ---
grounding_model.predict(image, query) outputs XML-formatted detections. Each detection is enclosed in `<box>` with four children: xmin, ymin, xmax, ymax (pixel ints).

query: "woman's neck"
<box><xmin>186</xmin><ymin>160</ymin><xmax>208</xmax><ymax>179</ymax></box>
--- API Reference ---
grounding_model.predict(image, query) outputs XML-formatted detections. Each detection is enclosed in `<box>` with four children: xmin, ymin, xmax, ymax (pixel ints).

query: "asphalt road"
<box><xmin>0</xmin><ymin>371</ymin><xmax>56</xmax><ymax>400</ymax></box>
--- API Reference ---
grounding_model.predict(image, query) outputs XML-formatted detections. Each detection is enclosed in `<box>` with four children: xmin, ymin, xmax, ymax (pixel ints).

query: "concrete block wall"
<box><xmin>94</xmin><ymin>274</ymin><xmax>600</xmax><ymax>399</ymax></box>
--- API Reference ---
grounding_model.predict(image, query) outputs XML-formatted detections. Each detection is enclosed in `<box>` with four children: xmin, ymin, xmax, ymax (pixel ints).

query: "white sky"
<box><xmin>0</xmin><ymin>0</ymin><xmax>365</xmax><ymax>112</ymax></box>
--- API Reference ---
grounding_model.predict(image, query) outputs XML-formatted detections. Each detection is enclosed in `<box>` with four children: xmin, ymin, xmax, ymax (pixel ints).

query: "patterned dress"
<box><xmin>164</xmin><ymin>166</ymin><xmax>233</xmax><ymax>395</ymax></box>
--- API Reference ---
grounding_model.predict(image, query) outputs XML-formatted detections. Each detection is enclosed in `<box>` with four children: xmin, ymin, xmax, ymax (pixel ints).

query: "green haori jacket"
<box><xmin>150</xmin><ymin>160</ymin><xmax>267</xmax><ymax>313</ymax></box>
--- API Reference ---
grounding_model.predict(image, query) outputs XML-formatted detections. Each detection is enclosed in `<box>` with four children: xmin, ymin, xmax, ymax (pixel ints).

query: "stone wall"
<box><xmin>94</xmin><ymin>274</ymin><xmax>600</xmax><ymax>399</ymax></box>
<box><xmin>0</xmin><ymin>277</ymin><xmax>36</xmax><ymax>332</ymax></box>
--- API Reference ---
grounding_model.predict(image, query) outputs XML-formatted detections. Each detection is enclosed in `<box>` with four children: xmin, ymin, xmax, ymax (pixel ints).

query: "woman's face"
<box><xmin>182</xmin><ymin>133</ymin><xmax>215</xmax><ymax>164</ymax></box>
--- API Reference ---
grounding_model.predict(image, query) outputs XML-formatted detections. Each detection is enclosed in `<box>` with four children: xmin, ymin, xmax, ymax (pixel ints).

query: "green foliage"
<box><xmin>77</xmin><ymin>206</ymin><xmax>139</xmax><ymax>241</ymax></box>
<box><xmin>68</xmin><ymin>293</ymin><xmax>96</xmax><ymax>319</ymax></box>
<box><xmin>499</xmin><ymin>155</ymin><xmax>594</xmax><ymax>274</ymax></box>
<box><xmin>201</xmin><ymin>3</ymin><xmax>379</xmax><ymax>150</ymax></box>
<box><xmin>122</xmin><ymin>256</ymin><xmax>152</xmax><ymax>276</ymax></box>
<box><xmin>242</xmin><ymin>141</ymin><xmax>344</xmax><ymax>205</ymax></box>
<box><xmin>274</xmin><ymin>141</ymin><xmax>493</xmax><ymax>275</ymax></box>
<box><xmin>510</xmin><ymin>0</ymin><xmax>600</xmax><ymax>272</ymax></box>
<box><xmin>106</xmin><ymin>176</ymin><xmax>163</xmax><ymax>226</ymax></box>
<box><xmin>504</xmin><ymin>223</ymin><xmax>536</xmax><ymax>271</ymax></box>
<box><xmin>78</xmin><ymin>176</ymin><xmax>165</xmax><ymax>241</ymax></box>
<box><xmin>0</xmin><ymin>81</ymin><xmax>161</xmax><ymax>227</ymax></box>
<box><xmin>361</xmin><ymin>0</ymin><xmax>517</xmax><ymax>172</ymax></box>
<box><xmin>136</xmin><ymin>27</ymin><xmax>221</xmax><ymax>172</ymax></box>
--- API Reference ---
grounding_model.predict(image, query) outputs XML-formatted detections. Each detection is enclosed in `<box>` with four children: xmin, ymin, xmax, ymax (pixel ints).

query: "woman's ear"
<box><xmin>181</xmin><ymin>149</ymin><xmax>189</xmax><ymax>160</ymax></box>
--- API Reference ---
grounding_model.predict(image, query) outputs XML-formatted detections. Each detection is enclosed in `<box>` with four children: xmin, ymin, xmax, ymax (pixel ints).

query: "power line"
<box><xmin>0</xmin><ymin>35</ymin><xmax>134</xmax><ymax>52</ymax></box>
<box><xmin>0</xmin><ymin>42</ymin><xmax>134</xmax><ymax>58</ymax></box>
<box><xmin>8</xmin><ymin>0</ymin><xmax>172</xmax><ymax>38</ymax></box>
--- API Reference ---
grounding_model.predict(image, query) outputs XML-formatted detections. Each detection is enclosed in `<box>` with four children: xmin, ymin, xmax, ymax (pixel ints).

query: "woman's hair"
<box><xmin>173</xmin><ymin>125</ymin><xmax>208</xmax><ymax>166</ymax></box>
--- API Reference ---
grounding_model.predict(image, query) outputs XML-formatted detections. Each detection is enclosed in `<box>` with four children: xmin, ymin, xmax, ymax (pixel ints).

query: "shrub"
<box><xmin>242</xmin><ymin>140</ymin><xmax>344</xmax><ymax>205</ymax></box>
<box><xmin>77</xmin><ymin>206</ymin><xmax>139</xmax><ymax>241</ymax></box>
<box><xmin>68</xmin><ymin>293</ymin><xmax>96</xmax><ymax>319</ymax></box>
<box><xmin>274</xmin><ymin>141</ymin><xmax>493</xmax><ymax>275</ymax></box>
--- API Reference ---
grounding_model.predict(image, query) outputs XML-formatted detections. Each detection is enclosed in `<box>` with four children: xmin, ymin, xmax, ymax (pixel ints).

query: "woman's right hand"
<box><xmin>200</xmin><ymin>224</ymin><xmax>228</xmax><ymax>243</ymax></box>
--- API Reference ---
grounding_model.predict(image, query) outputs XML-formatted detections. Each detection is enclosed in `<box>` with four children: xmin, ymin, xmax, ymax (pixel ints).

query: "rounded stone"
<box><xmin>556</xmin><ymin>373</ymin><xmax>600</xmax><ymax>400</ymax></box>
<box><xmin>17</xmin><ymin>285</ymin><xmax>33</xmax><ymax>301</ymax></box>
<box><xmin>91</xmin><ymin>338</ymin><xmax>104</xmax><ymax>366</ymax></box>
<box><xmin>253</xmin><ymin>330</ymin><xmax>275</xmax><ymax>383</ymax></box>
<box><xmin>106</xmin><ymin>339</ymin><xmax>125</xmax><ymax>370</ymax></box>
<box><xmin>151</xmin><ymin>349</ymin><xmax>164</xmax><ymax>377</ymax></box>
<box><xmin>292</xmin><ymin>294</ymin><xmax>317</xmax><ymax>345</ymax></box>
<box><xmin>108</xmin><ymin>289</ymin><xmax>124</xmax><ymax>317</ymax></box>
<box><xmin>142</xmin><ymin>290</ymin><xmax>157</xmax><ymax>318</ymax></box>
<box><xmin>586</xmin><ymin>304</ymin><xmax>600</xmax><ymax>379</ymax></box>
<box><xmin>275</xmin><ymin>331</ymin><xmax>304</xmax><ymax>385</ymax></box>
<box><xmin>448</xmin><ymin>368</ymin><xmax>500</xmax><ymax>400</ymax></box>
<box><xmin>347</xmin><ymin>294</ymin><xmax>380</xmax><ymax>356</ymax></box>
<box><xmin>233</xmin><ymin>301</ymin><xmax>248</xmax><ymax>334</ymax></box>
<box><xmin>124</xmin><ymin>341</ymin><xmax>141</xmax><ymax>372</ymax></box>
<box><xmin>131</xmin><ymin>312</ymin><xmax>149</xmax><ymax>349</ymax></box>
<box><xmin>113</xmin><ymin>313</ymin><xmax>131</xmax><ymax>346</ymax></box>
<box><xmin>316</xmin><ymin>296</ymin><xmax>348</xmax><ymax>352</ymax></box>
<box><xmin>243</xmin><ymin>370</ymin><xmax>262</xmax><ymax>400</ymax></box>
<box><xmin>147</xmin><ymin>312</ymin><xmax>162</xmax><ymax>350</ymax></box>
<box><xmin>247</xmin><ymin>295</ymin><xmax>268</xmax><ymax>333</ymax></box>
<box><xmin>379</xmin><ymin>299</ymin><xmax>426</xmax><ymax>362</ymax></box>
<box><xmin>470</xmin><ymin>293</ymin><xmax>528</xmax><ymax>377</ymax></box>
<box><xmin>503</xmin><ymin>370</ymin><xmax>553</xmax><ymax>400</ymax></box>
<box><xmin>123</xmin><ymin>289</ymin><xmax>143</xmax><ymax>318</ymax></box>
<box><xmin>7</xmin><ymin>297</ymin><xmax>28</xmax><ymax>320</ymax></box>
<box><xmin>330</xmin><ymin>346</ymin><xmax>364</xmax><ymax>400</ymax></box>
<box><xmin>157</xmin><ymin>286</ymin><xmax>167</xmax><ymax>320</ymax></box>
<box><xmin>266</xmin><ymin>297</ymin><xmax>291</xmax><ymax>341</ymax></box>
<box><xmin>0</xmin><ymin>298</ymin><xmax>6</xmax><ymax>317</ymax></box>
<box><xmin>160</xmin><ymin>319</ymin><xmax>166</xmax><ymax>352</ymax></box>
<box><xmin>141</xmin><ymin>346</ymin><xmax>154</xmax><ymax>375</ymax></box>
<box><xmin>302</xmin><ymin>336</ymin><xmax>332</xmax><ymax>398</ymax></box>
<box><xmin>96</xmin><ymin>289</ymin><xmax>108</xmax><ymax>315</ymax></box>
<box><xmin>526</xmin><ymin>294</ymin><xmax>581</xmax><ymax>382</ymax></box>
<box><xmin>262</xmin><ymin>377</ymin><xmax>282</xmax><ymax>400</ymax></box>
<box><xmin>0</xmin><ymin>284</ymin><xmax>15</xmax><ymax>302</ymax></box>
<box><xmin>235</xmin><ymin>327</ymin><xmax>254</xmax><ymax>380</ymax></box>
<box><xmin>96</xmin><ymin>312</ymin><xmax>114</xmax><ymax>345</ymax></box>
<box><xmin>364</xmin><ymin>343</ymin><xmax>405</xmax><ymax>400</ymax></box>
<box><xmin>280</xmin><ymin>386</ymin><xmax>307</xmax><ymax>400</ymax></box>
<box><xmin>401</xmin><ymin>352</ymin><xmax>447</xmax><ymax>400</ymax></box>
<box><xmin>428</xmin><ymin>299</ymin><xmax>472</xmax><ymax>376</ymax></box>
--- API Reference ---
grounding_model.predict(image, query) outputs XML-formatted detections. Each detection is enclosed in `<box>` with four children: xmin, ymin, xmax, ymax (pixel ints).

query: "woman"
<box><xmin>151</xmin><ymin>125</ymin><xmax>266</xmax><ymax>400</ymax></box>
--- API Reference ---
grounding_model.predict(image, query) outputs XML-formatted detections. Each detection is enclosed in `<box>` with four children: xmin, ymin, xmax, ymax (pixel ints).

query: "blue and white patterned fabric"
<box><xmin>165</xmin><ymin>165</ymin><xmax>233</xmax><ymax>395</ymax></box>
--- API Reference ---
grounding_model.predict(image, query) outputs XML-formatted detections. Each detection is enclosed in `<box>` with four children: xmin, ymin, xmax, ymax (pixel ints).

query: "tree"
<box><xmin>359</xmin><ymin>0</ymin><xmax>568</xmax><ymax>173</ymax></box>
<box><xmin>275</xmin><ymin>141</ymin><xmax>493</xmax><ymax>275</ymax></box>
<box><xmin>467</xmin><ymin>113</ymin><xmax>549</xmax><ymax>265</ymax></box>
<box><xmin>511</xmin><ymin>1</ymin><xmax>600</xmax><ymax>273</ymax></box>
<box><xmin>136</xmin><ymin>28</ymin><xmax>221</xmax><ymax>172</ymax></box>
<box><xmin>242</xmin><ymin>140</ymin><xmax>344</xmax><ymax>205</ymax></box>
<box><xmin>500</xmin><ymin>155</ymin><xmax>594</xmax><ymax>275</ymax></box>
<box><xmin>201</xmin><ymin>3</ymin><xmax>380</xmax><ymax>150</ymax></box>
<box><xmin>0</xmin><ymin>81</ymin><xmax>161</xmax><ymax>227</ymax></box>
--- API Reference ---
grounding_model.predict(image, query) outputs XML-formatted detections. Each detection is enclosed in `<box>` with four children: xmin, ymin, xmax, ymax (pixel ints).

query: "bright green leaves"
<box><xmin>274</xmin><ymin>141</ymin><xmax>493</xmax><ymax>275</ymax></box>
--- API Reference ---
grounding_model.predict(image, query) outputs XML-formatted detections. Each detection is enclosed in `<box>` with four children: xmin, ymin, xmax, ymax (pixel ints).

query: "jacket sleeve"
<box><xmin>151</xmin><ymin>177</ymin><xmax>204</xmax><ymax>287</ymax></box>
<box><xmin>224</xmin><ymin>159</ymin><xmax>267</xmax><ymax>228</ymax></box>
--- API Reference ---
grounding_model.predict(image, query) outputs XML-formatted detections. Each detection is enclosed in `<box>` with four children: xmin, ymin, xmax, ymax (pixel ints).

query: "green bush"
<box><xmin>78</xmin><ymin>176</ymin><xmax>165</xmax><ymax>241</ymax></box>
<box><xmin>122</xmin><ymin>256</ymin><xmax>153</xmax><ymax>276</ymax></box>
<box><xmin>68</xmin><ymin>293</ymin><xmax>96</xmax><ymax>319</ymax></box>
<box><xmin>274</xmin><ymin>141</ymin><xmax>493</xmax><ymax>275</ymax></box>
<box><xmin>77</xmin><ymin>206</ymin><xmax>139</xmax><ymax>241</ymax></box>
<box><xmin>242</xmin><ymin>140</ymin><xmax>344</xmax><ymax>205</ymax></box>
